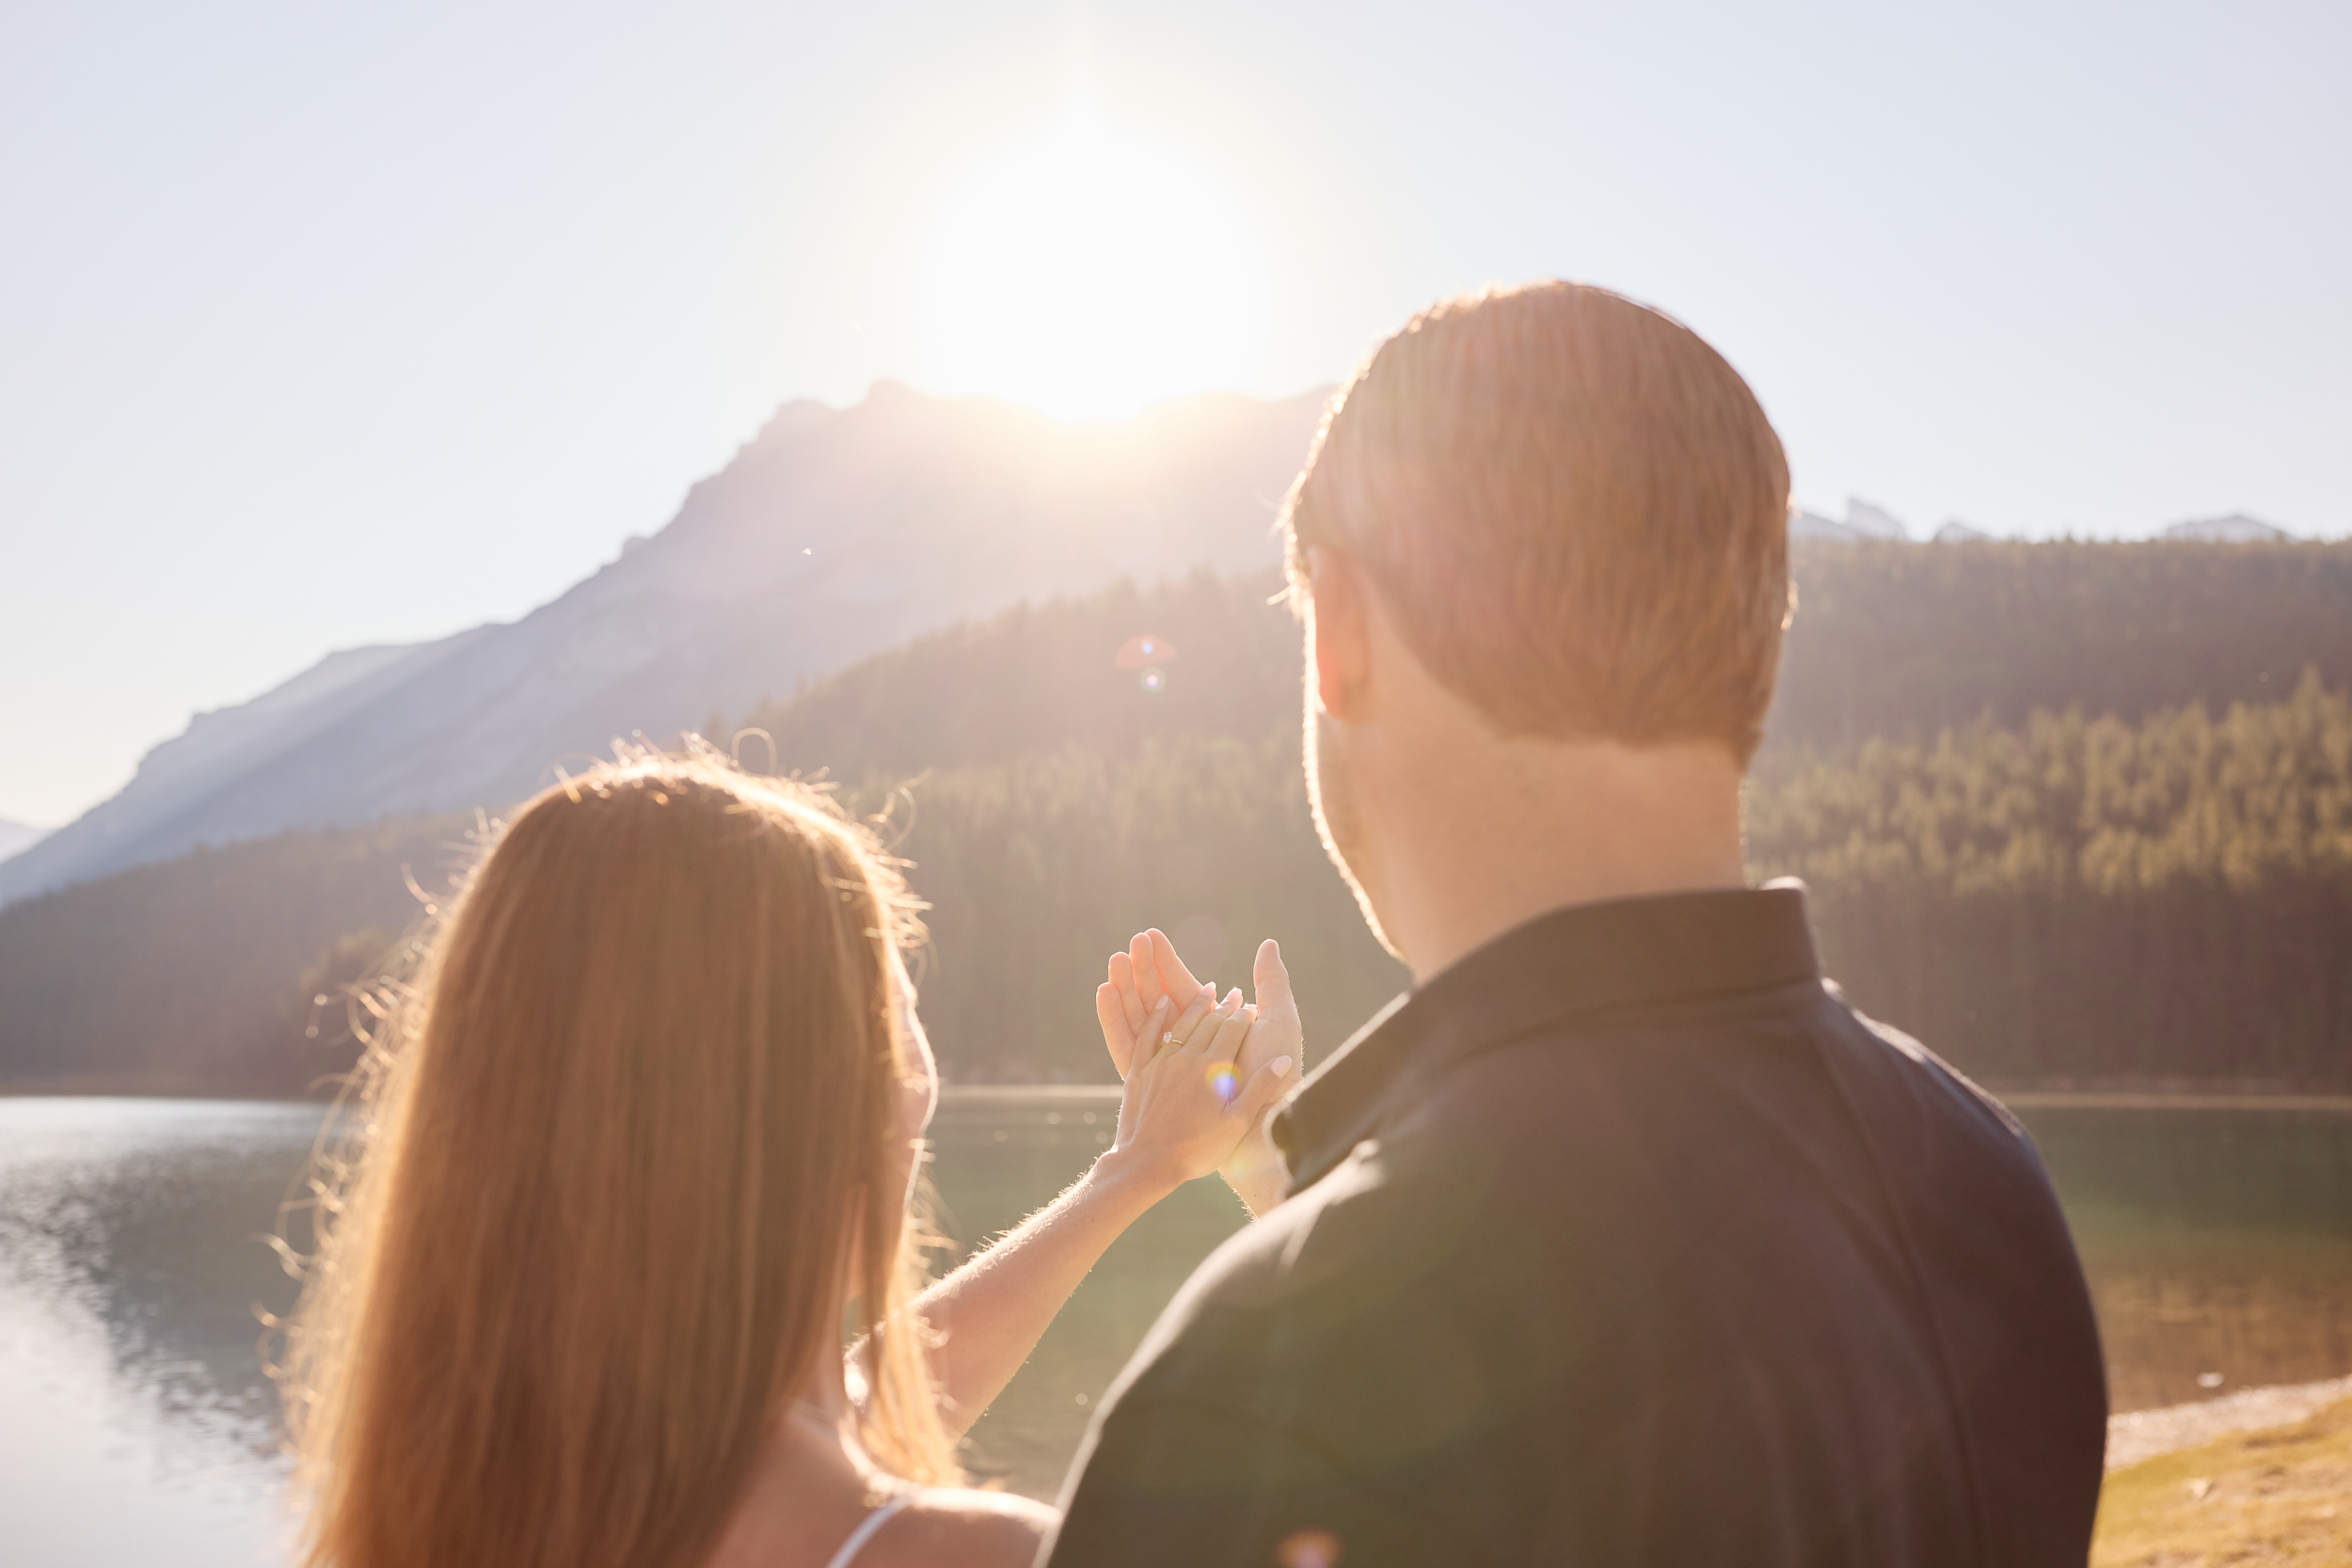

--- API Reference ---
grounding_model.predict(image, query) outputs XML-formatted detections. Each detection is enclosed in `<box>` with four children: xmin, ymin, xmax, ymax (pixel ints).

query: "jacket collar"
<box><xmin>1270</xmin><ymin>883</ymin><xmax>1821</xmax><ymax>1194</ymax></box>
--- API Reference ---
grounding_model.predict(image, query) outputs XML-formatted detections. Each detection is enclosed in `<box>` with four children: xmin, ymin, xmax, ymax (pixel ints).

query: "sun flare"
<box><xmin>914</xmin><ymin>101</ymin><xmax>1271</xmax><ymax>421</ymax></box>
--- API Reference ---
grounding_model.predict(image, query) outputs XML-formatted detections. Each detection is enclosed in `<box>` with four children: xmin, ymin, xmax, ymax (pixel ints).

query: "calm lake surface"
<box><xmin>2</xmin><ymin>1092</ymin><xmax>2348</xmax><ymax>1565</ymax></box>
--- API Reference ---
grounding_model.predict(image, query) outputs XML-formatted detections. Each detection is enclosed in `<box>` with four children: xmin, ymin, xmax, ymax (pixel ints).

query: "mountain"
<box><xmin>0</xmin><ymin>819</ymin><xmax>49</xmax><ymax>864</ymax></box>
<box><xmin>2164</xmin><ymin>514</ymin><xmax>2295</xmax><ymax>543</ymax></box>
<box><xmin>11</xmin><ymin>547</ymin><xmax>2352</xmax><ymax>1095</ymax></box>
<box><xmin>0</xmin><ymin>383</ymin><xmax>1329</xmax><ymax>909</ymax></box>
<box><xmin>1791</xmin><ymin>497</ymin><xmax>1912</xmax><ymax>543</ymax></box>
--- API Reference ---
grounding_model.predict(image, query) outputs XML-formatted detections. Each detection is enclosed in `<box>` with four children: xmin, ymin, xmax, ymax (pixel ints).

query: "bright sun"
<box><xmin>914</xmin><ymin>101</ymin><xmax>1271</xmax><ymax>421</ymax></box>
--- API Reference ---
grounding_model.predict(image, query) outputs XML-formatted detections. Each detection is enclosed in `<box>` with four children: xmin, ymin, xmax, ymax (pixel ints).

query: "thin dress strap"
<box><xmin>820</xmin><ymin>1490</ymin><xmax>916</xmax><ymax>1568</ymax></box>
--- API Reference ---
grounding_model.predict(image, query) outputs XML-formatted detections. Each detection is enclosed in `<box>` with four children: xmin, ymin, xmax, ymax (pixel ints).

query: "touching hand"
<box><xmin>1108</xmin><ymin>982</ymin><xmax>1295</xmax><ymax>1193</ymax></box>
<box><xmin>1096</xmin><ymin>930</ymin><xmax>1305</xmax><ymax>1213</ymax></box>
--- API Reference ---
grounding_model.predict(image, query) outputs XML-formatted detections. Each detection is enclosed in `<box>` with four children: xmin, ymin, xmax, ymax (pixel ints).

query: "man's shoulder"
<box><xmin>1428</xmin><ymin>974</ymin><xmax>2041</xmax><ymax>1171</ymax></box>
<box><xmin>1106</xmin><ymin>1143</ymin><xmax>1468</xmax><ymax>1404</ymax></box>
<box><xmin>1058</xmin><ymin>1149</ymin><xmax>1540</xmax><ymax>1565</ymax></box>
<box><xmin>1813</xmin><ymin>989</ymin><xmax>2050</xmax><ymax>1168</ymax></box>
<box><xmin>1137</xmin><ymin>1149</ymin><xmax>1405</xmax><ymax>1342</ymax></box>
<box><xmin>1119</xmin><ymin>978</ymin><xmax>2074</xmax><ymax>1393</ymax></box>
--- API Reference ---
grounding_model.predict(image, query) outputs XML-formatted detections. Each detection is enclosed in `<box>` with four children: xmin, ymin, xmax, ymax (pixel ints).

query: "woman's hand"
<box><xmin>1098</xmin><ymin>931</ymin><xmax>1305</xmax><ymax>1213</ymax></box>
<box><xmin>1108</xmin><ymin>983</ymin><xmax>1295</xmax><ymax>1193</ymax></box>
<box><xmin>1100</xmin><ymin>931</ymin><xmax>1302</xmax><ymax>1096</ymax></box>
<box><xmin>912</xmin><ymin>983</ymin><xmax>1288</xmax><ymax>1434</ymax></box>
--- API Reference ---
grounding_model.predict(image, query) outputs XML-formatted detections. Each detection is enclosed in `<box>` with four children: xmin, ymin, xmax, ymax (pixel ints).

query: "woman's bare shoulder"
<box><xmin>860</xmin><ymin>1486</ymin><xmax>1056</xmax><ymax>1568</ymax></box>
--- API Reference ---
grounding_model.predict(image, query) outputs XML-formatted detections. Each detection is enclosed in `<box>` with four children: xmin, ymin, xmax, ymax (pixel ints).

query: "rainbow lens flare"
<box><xmin>1208</xmin><ymin>1063</ymin><xmax>1239</xmax><ymax>1104</ymax></box>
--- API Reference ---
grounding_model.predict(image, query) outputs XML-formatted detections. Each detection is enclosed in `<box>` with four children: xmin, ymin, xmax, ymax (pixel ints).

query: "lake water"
<box><xmin>2</xmin><ymin>1092</ymin><xmax>2348</xmax><ymax>1564</ymax></box>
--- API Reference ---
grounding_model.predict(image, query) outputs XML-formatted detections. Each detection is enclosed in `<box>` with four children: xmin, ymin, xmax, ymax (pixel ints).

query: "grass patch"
<box><xmin>2094</xmin><ymin>1397</ymin><xmax>2352</xmax><ymax>1565</ymax></box>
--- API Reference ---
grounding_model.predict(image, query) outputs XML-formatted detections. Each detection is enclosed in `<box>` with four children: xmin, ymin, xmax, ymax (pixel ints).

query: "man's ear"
<box><xmin>1306</xmin><ymin>546</ymin><xmax>1371</xmax><ymax>720</ymax></box>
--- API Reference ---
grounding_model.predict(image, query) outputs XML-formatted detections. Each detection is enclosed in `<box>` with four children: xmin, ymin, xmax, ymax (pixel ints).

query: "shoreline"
<box><xmin>2107</xmin><ymin>1376</ymin><xmax>2352</xmax><ymax>1471</ymax></box>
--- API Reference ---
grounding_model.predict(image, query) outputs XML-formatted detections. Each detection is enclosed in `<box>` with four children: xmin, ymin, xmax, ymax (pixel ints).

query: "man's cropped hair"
<box><xmin>1284</xmin><ymin>281</ymin><xmax>1792</xmax><ymax>763</ymax></box>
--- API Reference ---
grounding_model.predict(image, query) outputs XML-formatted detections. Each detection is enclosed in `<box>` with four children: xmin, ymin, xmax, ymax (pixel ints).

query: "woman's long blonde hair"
<box><xmin>280</xmin><ymin>752</ymin><xmax>956</xmax><ymax>1568</ymax></box>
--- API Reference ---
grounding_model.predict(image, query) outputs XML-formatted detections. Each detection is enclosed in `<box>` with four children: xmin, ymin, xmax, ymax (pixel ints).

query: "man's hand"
<box><xmin>1109</xmin><ymin>985</ymin><xmax>1293</xmax><ymax>1193</ymax></box>
<box><xmin>1096</xmin><ymin>929</ymin><xmax>1304</xmax><ymax>1214</ymax></box>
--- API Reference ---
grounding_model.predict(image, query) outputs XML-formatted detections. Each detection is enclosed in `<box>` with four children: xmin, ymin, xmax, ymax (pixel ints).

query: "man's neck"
<box><xmin>1375</xmin><ymin>734</ymin><xmax>1750</xmax><ymax>985</ymax></box>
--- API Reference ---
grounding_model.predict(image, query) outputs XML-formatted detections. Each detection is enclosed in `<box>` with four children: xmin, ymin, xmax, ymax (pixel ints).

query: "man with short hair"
<box><xmin>1042</xmin><ymin>283</ymin><xmax>2107</xmax><ymax>1566</ymax></box>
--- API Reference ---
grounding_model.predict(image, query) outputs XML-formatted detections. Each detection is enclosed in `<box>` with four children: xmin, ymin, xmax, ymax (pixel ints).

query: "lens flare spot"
<box><xmin>1279</xmin><ymin>1530</ymin><xmax>1343</xmax><ymax>1568</ymax></box>
<box><xmin>1209</xmin><ymin>1063</ymin><xmax>1238</xmax><ymax>1104</ymax></box>
<box><xmin>1116</xmin><ymin>632</ymin><xmax>1178</xmax><ymax>670</ymax></box>
<box><xmin>1141</xmin><ymin>667</ymin><xmax>1166</xmax><ymax>691</ymax></box>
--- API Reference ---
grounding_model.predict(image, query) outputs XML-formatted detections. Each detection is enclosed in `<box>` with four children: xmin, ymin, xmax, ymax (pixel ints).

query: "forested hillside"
<box><xmin>1770</xmin><ymin>540</ymin><xmax>2352</xmax><ymax>745</ymax></box>
<box><xmin>1750</xmin><ymin>673</ymin><xmax>2352</xmax><ymax>1085</ymax></box>
<box><xmin>744</xmin><ymin>571</ymin><xmax>1299</xmax><ymax>779</ymax></box>
<box><xmin>5</xmin><ymin>539</ymin><xmax>2349</xmax><ymax>1093</ymax></box>
<box><xmin>844</xmin><ymin>736</ymin><xmax>1406</xmax><ymax>1082</ymax></box>
<box><xmin>827</xmin><ymin>676</ymin><xmax>2352</xmax><ymax>1086</ymax></box>
<box><xmin>747</xmin><ymin>539</ymin><xmax>2352</xmax><ymax>770</ymax></box>
<box><xmin>0</xmin><ymin>815</ymin><xmax>472</xmax><ymax>1093</ymax></box>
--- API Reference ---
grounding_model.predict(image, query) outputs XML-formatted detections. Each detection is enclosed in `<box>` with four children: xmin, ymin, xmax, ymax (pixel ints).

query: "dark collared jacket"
<box><xmin>1044</xmin><ymin>886</ymin><xmax>2107</xmax><ymax>1567</ymax></box>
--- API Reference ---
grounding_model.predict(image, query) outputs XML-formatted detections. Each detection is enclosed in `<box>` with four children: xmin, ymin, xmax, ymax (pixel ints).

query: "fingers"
<box><xmin>1147</xmin><ymin>927</ymin><xmax>1203</xmax><ymax>1001</ymax></box>
<box><xmin>1178</xmin><ymin>989</ymin><xmax>1244</xmax><ymax>1056</ymax></box>
<box><xmin>1196</xmin><ymin>992</ymin><xmax>1253</xmax><ymax>1062</ymax></box>
<box><xmin>1128</xmin><ymin>933</ymin><xmax>1171</xmax><ymax>1013</ymax></box>
<box><xmin>1108</xmin><ymin>950</ymin><xmax>1149</xmax><ymax>1036</ymax></box>
<box><xmin>1160</xmin><ymin>983</ymin><xmax>1220</xmax><ymax>1054</ymax></box>
<box><xmin>1232</xmin><ymin>1051</ymin><xmax>1299</xmax><ymax>1122</ymax></box>
<box><xmin>1127</xmin><ymin>996</ymin><xmax>1173</xmax><ymax>1075</ymax></box>
<box><xmin>1112</xmin><ymin>996</ymin><xmax>1169</xmax><ymax>1149</ymax></box>
<box><xmin>1251</xmin><ymin>939</ymin><xmax>1295</xmax><ymax>1022</ymax></box>
<box><xmin>1096</xmin><ymin>981</ymin><xmax>1136</xmax><ymax>1080</ymax></box>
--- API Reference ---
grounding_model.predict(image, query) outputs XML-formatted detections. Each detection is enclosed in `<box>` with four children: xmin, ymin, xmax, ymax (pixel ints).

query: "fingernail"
<box><xmin>1200</xmin><ymin>984</ymin><xmax>1216</xmax><ymax>998</ymax></box>
<box><xmin>1152</xmin><ymin>997</ymin><xmax>1168</xmax><ymax>1014</ymax></box>
<box><xmin>1272</xmin><ymin>1055</ymin><xmax>1295</xmax><ymax>1076</ymax></box>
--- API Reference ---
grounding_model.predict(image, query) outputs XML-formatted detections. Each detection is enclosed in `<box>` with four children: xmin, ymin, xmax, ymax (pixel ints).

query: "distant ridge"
<box><xmin>1792</xmin><ymin>497</ymin><xmax>1911</xmax><ymax>543</ymax></box>
<box><xmin>1796</xmin><ymin>505</ymin><xmax>2311</xmax><ymax>546</ymax></box>
<box><xmin>2164</xmin><ymin>514</ymin><xmax>2295</xmax><ymax>543</ymax></box>
<box><xmin>0</xmin><ymin>384</ymin><xmax>1329</xmax><ymax>908</ymax></box>
<box><xmin>0</xmin><ymin>819</ymin><xmax>48</xmax><ymax>865</ymax></box>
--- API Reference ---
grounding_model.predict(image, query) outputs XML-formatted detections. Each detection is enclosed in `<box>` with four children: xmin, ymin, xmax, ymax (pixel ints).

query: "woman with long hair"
<box><xmin>279</xmin><ymin>751</ymin><xmax>1298</xmax><ymax>1568</ymax></box>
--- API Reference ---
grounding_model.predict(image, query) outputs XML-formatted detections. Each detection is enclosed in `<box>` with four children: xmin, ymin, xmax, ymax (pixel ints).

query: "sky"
<box><xmin>3</xmin><ymin>0</ymin><xmax>2347</xmax><ymax>829</ymax></box>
